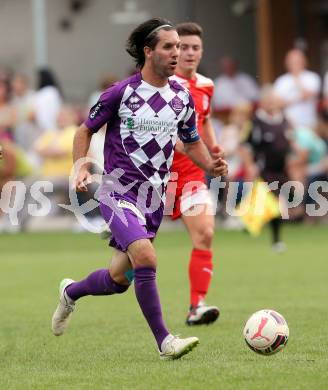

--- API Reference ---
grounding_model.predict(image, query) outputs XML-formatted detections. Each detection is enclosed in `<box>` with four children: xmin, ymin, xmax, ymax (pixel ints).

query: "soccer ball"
<box><xmin>243</xmin><ymin>309</ymin><xmax>289</xmax><ymax>355</ymax></box>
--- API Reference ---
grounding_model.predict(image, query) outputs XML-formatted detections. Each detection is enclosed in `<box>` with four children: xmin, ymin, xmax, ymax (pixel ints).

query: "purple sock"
<box><xmin>66</xmin><ymin>269</ymin><xmax>128</xmax><ymax>301</ymax></box>
<box><xmin>134</xmin><ymin>266</ymin><xmax>170</xmax><ymax>350</ymax></box>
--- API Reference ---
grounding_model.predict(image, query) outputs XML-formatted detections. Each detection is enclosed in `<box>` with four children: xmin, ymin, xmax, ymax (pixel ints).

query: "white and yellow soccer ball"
<box><xmin>243</xmin><ymin>309</ymin><xmax>289</xmax><ymax>355</ymax></box>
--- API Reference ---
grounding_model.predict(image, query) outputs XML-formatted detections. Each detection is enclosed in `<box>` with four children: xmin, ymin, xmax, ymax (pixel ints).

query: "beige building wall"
<box><xmin>0</xmin><ymin>1</ymin><xmax>35</xmax><ymax>78</ymax></box>
<box><xmin>0</xmin><ymin>0</ymin><xmax>256</xmax><ymax>102</ymax></box>
<box><xmin>193</xmin><ymin>0</ymin><xmax>257</xmax><ymax>82</ymax></box>
<box><xmin>46</xmin><ymin>0</ymin><xmax>191</xmax><ymax>101</ymax></box>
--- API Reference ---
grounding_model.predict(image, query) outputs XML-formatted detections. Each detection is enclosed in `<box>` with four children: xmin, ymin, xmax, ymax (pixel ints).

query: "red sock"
<box><xmin>189</xmin><ymin>248</ymin><xmax>213</xmax><ymax>307</ymax></box>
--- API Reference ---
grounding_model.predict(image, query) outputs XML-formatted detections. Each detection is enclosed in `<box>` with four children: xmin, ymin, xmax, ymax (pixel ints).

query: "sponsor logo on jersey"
<box><xmin>127</xmin><ymin>118</ymin><xmax>135</xmax><ymax>129</ymax></box>
<box><xmin>89</xmin><ymin>102</ymin><xmax>102</xmax><ymax>120</ymax></box>
<box><xmin>126</xmin><ymin>95</ymin><xmax>143</xmax><ymax>111</ymax></box>
<box><xmin>123</xmin><ymin>117</ymin><xmax>176</xmax><ymax>134</ymax></box>
<box><xmin>170</xmin><ymin>96</ymin><xmax>184</xmax><ymax>114</ymax></box>
<box><xmin>129</xmin><ymin>96</ymin><xmax>139</xmax><ymax>104</ymax></box>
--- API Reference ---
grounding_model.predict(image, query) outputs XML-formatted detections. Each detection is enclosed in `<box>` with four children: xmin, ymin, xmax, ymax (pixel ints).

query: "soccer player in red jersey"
<box><xmin>168</xmin><ymin>22</ymin><xmax>221</xmax><ymax>325</ymax></box>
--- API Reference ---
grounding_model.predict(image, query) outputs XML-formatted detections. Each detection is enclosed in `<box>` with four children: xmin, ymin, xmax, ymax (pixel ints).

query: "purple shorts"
<box><xmin>99</xmin><ymin>194</ymin><xmax>163</xmax><ymax>252</ymax></box>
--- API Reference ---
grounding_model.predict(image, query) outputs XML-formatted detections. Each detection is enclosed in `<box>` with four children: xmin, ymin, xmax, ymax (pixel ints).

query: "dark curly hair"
<box><xmin>126</xmin><ymin>17</ymin><xmax>175</xmax><ymax>69</ymax></box>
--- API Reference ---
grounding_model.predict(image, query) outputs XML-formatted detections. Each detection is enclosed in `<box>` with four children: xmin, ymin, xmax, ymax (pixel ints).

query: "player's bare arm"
<box><xmin>184</xmin><ymin>138</ymin><xmax>228</xmax><ymax>177</ymax></box>
<box><xmin>201</xmin><ymin>116</ymin><xmax>218</xmax><ymax>153</ymax></box>
<box><xmin>72</xmin><ymin>123</ymin><xmax>93</xmax><ymax>192</ymax></box>
<box><xmin>174</xmin><ymin>138</ymin><xmax>186</xmax><ymax>154</ymax></box>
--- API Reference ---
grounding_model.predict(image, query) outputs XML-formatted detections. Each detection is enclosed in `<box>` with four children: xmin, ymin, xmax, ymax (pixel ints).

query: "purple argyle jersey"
<box><xmin>84</xmin><ymin>72</ymin><xmax>198</xmax><ymax>249</ymax></box>
<box><xmin>85</xmin><ymin>72</ymin><xmax>198</xmax><ymax>200</ymax></box>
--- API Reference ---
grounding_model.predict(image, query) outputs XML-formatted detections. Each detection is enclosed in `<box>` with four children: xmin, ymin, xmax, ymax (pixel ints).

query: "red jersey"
<box><xmin>170</xmin><ymin>72</ymin><xmax>214</xmax><ymax>185</ymax></box>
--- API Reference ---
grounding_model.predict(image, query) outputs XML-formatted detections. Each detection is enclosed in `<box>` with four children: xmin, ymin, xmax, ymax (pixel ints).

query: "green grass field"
<box><xmin>1</xmin><ymin>224</ymin><xmax>327</xmax><ymax>389</ymax></box>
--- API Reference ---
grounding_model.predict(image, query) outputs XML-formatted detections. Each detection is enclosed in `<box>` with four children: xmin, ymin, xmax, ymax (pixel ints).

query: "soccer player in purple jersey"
<box><xmin>51</xmin><ymin>18</ymin><xmax>228</xmax><ymax>360</ymax></box>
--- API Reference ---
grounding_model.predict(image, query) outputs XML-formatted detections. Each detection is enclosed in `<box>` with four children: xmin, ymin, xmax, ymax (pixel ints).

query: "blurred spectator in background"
<box><xmin>323</xmin><ymin>72</ymin><xmax>328</xmax><ymax>109</ymax></box>
<box><xmin>0</xmin><ymin>79</ymin><xmax>15</xmax><ymax>140</ymax></box>
<box><xmin>87</xmin><ymin>73</ymin><xmax>118</xmax><ymax>171</ymax></box>
<box><xmin>32</xmin><ymin>68</ymin><xmax>63</xmax><ymax>133</ymax></box>
<box><xmin>318</xmin><ymin>111</ymin><xmax>328</xmax><ymax>148</ymax></box>
<box><xmin>34</xmin><ymin>105</ymin><xmax>76</xmax><ymax>179</ymax></box>
<box><xmin>216</xmin><ymin>102</ymin><xmax>252</xmax><ymax>229</ymax></box>
<box><xmin>273</xmin><ymin>49</ymin><xmax>320</xmax><ymax>129</ymax></box>
<box><xmin>212</xmin><ymin>56</ymin><xmax>259</xmax><ymax>123</ymax></box>
<box><xmin>0</xmin><ymin>133</ymin><xmax>33</xmax><ymax>232</ymax></box>
<box><xmin>22</xmin><ymin>106</ymin><xmax>77</xmax><ymax>227</ymax></box>
<box><xmin>32</xmin><ymin>105</ymin><xmax>77</xmax><ymax>216</ymax></box>
<box><xmin>292</xmin><ymin>116</ymin><xmax>327</xmax><ymax>181</ymax></box>
<box><xmin>322</xmin><ymin>71</ymin><xmax>328</xmax><ymax>115</ymax></box>
<box><xmin>290</xmin><ymin>111</ymin><xmax>328</xmax><ymax>223</ymax></box>
<box><xmin>0</xmin><ymin>66</ymin><xmax>13</xmax><ymax>83</ymax></box>
<box><xmin>11</xmin><ymin>74</ymin><xmax>39</xmax><ymax>167</ymax></box>
<box><xmin>217</xmin><ymin>102</ymin><xmax>252</xmax><ymax>181</ymax></box>
<box><xmin>87</xmin><ymin>73</ymin><xmax>118</xmax><ymax>109</ymax></box>
<box><xmin>240</xmin><ymin>87</ymin><xmax>292</xmax><ymax>251</ymax></box>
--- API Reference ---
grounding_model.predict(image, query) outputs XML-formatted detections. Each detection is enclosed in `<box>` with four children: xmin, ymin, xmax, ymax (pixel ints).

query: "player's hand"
<box><xmin>210</xmin><ymin>144</ymin><xmax>225</xmax><ymax>159</ymax></box>
<box><xmin>73</xmin><ymin>168</ymin><xmax>92</xmax><ymax>192</ymax></box>
<box><xmin>209</xmin><ymin>157</ymin><xmax>228</xmax><ymax>177</ymax></box>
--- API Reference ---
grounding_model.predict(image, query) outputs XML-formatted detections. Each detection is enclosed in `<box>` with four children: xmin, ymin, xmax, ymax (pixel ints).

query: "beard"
<box><xmin>152</xmin><ymin>54</ymin><xmax>173</xmax><ymax>78</ymax></box>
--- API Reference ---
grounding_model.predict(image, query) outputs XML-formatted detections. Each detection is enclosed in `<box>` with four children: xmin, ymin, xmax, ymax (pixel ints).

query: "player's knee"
<box><xmin>110</xmin><ymin>271</ymin><xmax>131</xmax><ymax>292</ymax></box>
<box><xmin>128</xmin><ymin>240</ymin><xmax>157</xmax><ymax>268</ymax></box>
<box><xmin>196</xmin><ymin>226</ymin><xmax>214</xmax><ymax>248</ymax></box>
<box><xmin>135</xmin><ymin>253</ymin><xmax>157</xmax><ymax>268</ymax></box>
<box><xmin>133</xmin><ymin>247</ymin><xmax>157</xmax><ymax>268</ymax></box>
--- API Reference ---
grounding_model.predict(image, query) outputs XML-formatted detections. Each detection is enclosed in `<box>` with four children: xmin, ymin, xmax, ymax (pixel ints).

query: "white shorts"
<box><xmin>180</xmin><ymin>184</ymin><xmax>214</xmax><ymax>215</ymax></box>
